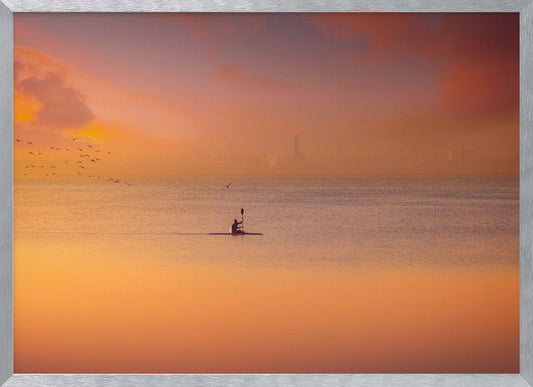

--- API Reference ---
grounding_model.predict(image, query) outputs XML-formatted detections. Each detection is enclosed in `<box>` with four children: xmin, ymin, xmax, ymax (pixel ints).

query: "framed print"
<box><xmin>1</xmin><ymin>1</ymin><xmax>532</xmax><ymax>386</ymax></box>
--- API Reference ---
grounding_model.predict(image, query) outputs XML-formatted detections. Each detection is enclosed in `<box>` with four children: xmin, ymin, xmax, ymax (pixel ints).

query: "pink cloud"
<box><xmin>305</xmin><ymin>13</ymin><xmax>519</xmax><ymax>116</ymax></box>
<box><xmin>17</xmin><ymin>72</ymin><xmax>95</xmax><ymax>130</ymax></box>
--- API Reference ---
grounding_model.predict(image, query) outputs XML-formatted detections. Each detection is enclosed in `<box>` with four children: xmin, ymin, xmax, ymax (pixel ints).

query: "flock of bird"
<box><xmin>18</xmin><ymin>136</ymin><xmax>237</xmax><ymax>189</ymax></box>
<box><xmin>17</xmin><ymin>136</ymin><xmax>131</xmax><ymax>186</ymax></box>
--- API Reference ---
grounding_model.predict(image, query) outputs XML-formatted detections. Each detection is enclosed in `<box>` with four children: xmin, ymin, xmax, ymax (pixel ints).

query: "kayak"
<box><xmin>209</xmin><ymin>232</ymin><xmax>263</xmax><ymax>236</ymax></box>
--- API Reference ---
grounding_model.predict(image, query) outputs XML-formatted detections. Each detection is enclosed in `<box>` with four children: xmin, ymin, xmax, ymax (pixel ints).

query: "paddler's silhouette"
<box><xmin>230</xmin><ymin>208</ymin><xmax>245</xmax><ymax>234</ymax></box>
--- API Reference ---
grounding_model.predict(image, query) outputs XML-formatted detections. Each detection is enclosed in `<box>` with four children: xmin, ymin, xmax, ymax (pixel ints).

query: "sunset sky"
<box><xmin>14</xmin><ymin>13</ymin><xmax>519</xmax><ymax>178</ymax></box>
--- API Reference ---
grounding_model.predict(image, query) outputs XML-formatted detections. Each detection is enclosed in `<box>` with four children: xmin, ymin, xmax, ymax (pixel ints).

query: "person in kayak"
<box><xmin>231</xmin><ymin>219</ymin><xmax>244</xmax><ymax>234</ymax></box>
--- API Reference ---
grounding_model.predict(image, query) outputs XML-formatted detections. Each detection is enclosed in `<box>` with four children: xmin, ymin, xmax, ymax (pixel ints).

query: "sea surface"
<box><xmin>13</xmin><ymin>177</ymin><xmax>519</xmax><ymax>373</ymax></box>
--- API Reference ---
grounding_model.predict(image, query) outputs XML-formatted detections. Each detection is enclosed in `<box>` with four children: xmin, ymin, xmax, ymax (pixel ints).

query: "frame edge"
<box><xmin>0</xmin><ymin>0</ymin><xmax>13</xmax><ymax>385</ymax></box>
<box><xmin>521</xmin><ymin>0</ymin><xmax>533</xmax><ymax>386</ymax></box>
<box><xmin>1</xmin><ymin>0</ymin><xmax>532</xmax><ymax>13</ymax></box>
<box><xmin>1</xmin><ymin>1</ymin><xmax>532</xmax><ymax>386</ymax></box>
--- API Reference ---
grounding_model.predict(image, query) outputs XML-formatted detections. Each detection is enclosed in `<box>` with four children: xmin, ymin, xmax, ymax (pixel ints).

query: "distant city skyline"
<box><xmin>14</xmin><ymin>13</ymin><xmax>519</xmax><ymax>178</ymax></box>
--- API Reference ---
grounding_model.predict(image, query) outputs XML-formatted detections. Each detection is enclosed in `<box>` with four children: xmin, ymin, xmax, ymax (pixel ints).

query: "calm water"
<box><xmin>14</xmin><ymin>177</ymin><xmax>519</xmax><ymax>373</ymax></box>
<box><xmin>15</xmin><ymin>177</ymin><xmax>519</xmax><ymax>269</ymax></box>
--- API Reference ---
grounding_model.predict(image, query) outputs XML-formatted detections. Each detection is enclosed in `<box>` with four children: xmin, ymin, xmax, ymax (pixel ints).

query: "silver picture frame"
<box><xmin>1</xmin><ymin>1</ymin><xmax>532</xmax><ymax>386</ymax></box>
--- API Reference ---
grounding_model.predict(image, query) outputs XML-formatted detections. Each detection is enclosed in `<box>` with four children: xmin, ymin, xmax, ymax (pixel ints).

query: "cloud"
<box><xmin>14</xmin><ymin>47</ymin><xmax>95</xmax><ymax>130</ymax></box>
<box><xmin>16</xmin><ymin>72</ymin><xmax>95</xmax><ymax>130</ymax></box>
<box><xmin>305</xmin><ymin>14</ymin><xmax>517</xmax><ymax>62</ymax></box>
<box><xmin>214</xmin><ymin>64</ymin><xmax>283</xmax><ymax>89</ymax></box>
<box><xmin>305</xmin><ymin>13</ymin><xmax>519</xmax><ymax>116</ymax></box>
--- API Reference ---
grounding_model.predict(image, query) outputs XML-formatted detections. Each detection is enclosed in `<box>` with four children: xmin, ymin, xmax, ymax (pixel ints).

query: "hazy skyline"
<box><xmin>14</xmin><ymin>13</ymin><xmax>519</xmax><ymax>178</ymax></box>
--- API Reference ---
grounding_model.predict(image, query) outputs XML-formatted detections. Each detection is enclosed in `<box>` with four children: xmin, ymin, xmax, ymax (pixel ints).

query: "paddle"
<box><xmin>241</xmin><ymin>208</ymin><xmax>244</xmax><ymax>231</ymax></box>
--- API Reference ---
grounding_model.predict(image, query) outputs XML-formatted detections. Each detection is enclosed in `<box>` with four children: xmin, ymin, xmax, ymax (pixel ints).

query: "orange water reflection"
<box><xmin>14</xmin><ymin>243</ymin><xmax>518</xmax><ymax>373</ymax></box>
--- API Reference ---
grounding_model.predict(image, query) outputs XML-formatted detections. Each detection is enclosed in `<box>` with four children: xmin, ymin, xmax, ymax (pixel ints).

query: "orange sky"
<box><xmin>13</xmin><ymin>13</ymin><xmax>519</xmax><ymax>178</ymax></box>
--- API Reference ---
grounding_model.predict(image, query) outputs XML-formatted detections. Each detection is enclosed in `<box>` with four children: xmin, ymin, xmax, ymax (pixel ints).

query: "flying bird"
<box><xmin>26</xmin><ymin>142</ymin><xmax>32</xmax><ymax>145</ymax></box>
<box><xmin>224</xmin><ymin>182</ymin><xmax>233</xmax><ymax>188</ymax></box>
<box><xmin>28</xmin><ymin>152</ymin><xmax>35</xmax><ymax>156</ymax></box>
<box><xmin>15</xmin><ymin>139</ymin><xmax>22</xmax><ymax>143</ymax></box>
<box><xmin>71</xmin><ymin>137</ymin><xmax>79</xmax><ymax>141</ymax></box>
